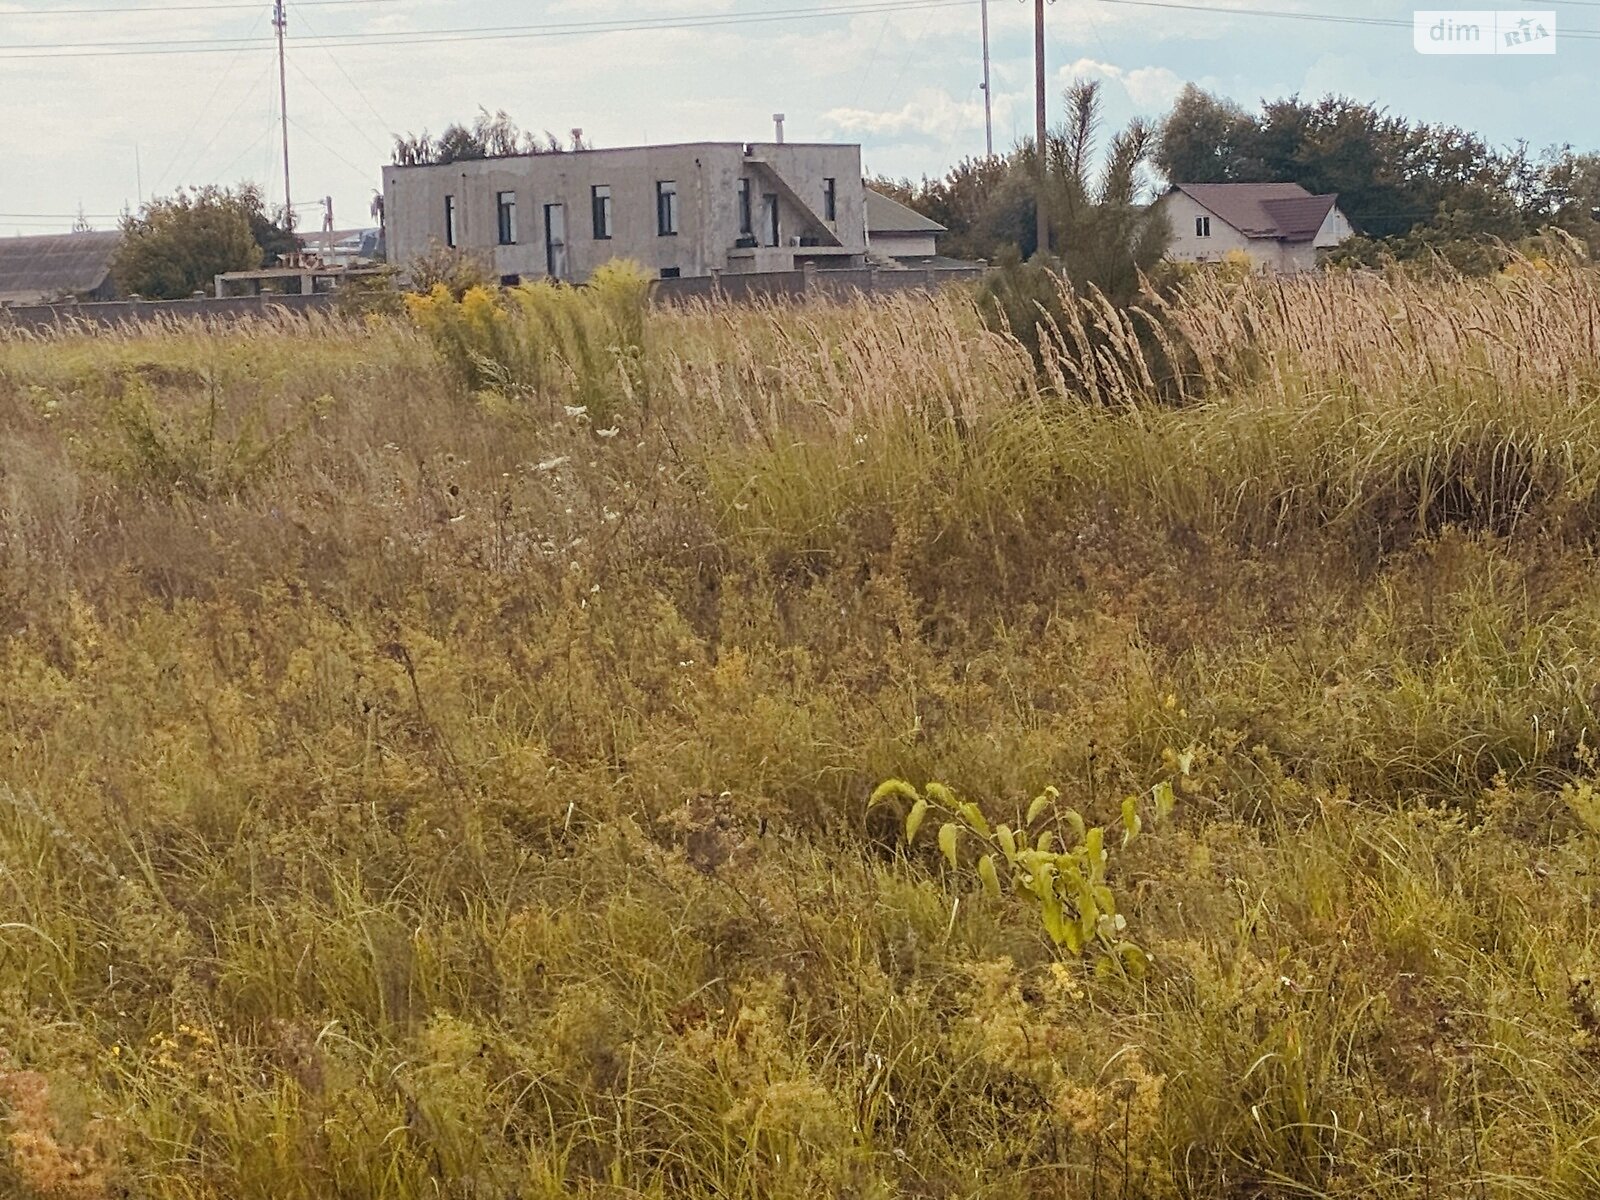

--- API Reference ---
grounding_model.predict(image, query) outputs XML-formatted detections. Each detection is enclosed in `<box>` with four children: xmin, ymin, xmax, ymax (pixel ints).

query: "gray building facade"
<box><xmin>381</xmin><ymin>141</ymin><xmax>868</xmax><ymax>283</ymax></box>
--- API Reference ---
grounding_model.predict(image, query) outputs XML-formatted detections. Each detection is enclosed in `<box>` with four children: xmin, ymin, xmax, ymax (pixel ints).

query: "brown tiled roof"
<box><xmin>1171</xmin><ymin>183</ymin><xmax>1339</xmax><ymax>243</ymax></box>
<box><xmin>0</xmin><ymin>231</ymin><xmax>121</xmax><ymax>304</ymax></box>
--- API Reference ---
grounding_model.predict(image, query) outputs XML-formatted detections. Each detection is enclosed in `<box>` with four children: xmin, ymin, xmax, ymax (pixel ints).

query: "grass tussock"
<box><xmin>5</xmin><ymin>268</ymin><xmax>1600</xmax><ymax>1197</ymax></box>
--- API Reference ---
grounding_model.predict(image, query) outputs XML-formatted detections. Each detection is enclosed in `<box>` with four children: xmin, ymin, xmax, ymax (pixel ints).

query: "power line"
<box><xmin>0</xmin><ymin>0</ymin><xmax>393</xmax><ymax>15</ymax></box>
<box><xmin>1089</xmin><ymin>0</ymin><xmax>1600</xmax><ymax>36</ymax></box>
<box><xmin>210</xmin><ymin>120</ymin><xmax>275</xmax><ymax>183</ymax></box>
<box><xmin>287</xmin><ymin>52</ymin><xmax>386</xmax><ymax>154</ymax></box>
<box><xmin>150</xmin><ymin>9</ymin><xmax>269</xmax><ymax>194</ymax></box>
<box><xmin>291</xmin><ymin>0</ymin><xmax>392</xmax><ymax>135</ymax></box>
<box><xmin>168</xmin><ymin>53</ymin><xmax>278</xmax><ymax>190</ymax></box>
<box><xmin>0</xmin><ymin>0</ymin><xmax>978</xmax><ymax>58</ymax></box>
<box><xmin>287</xmin><ymin>114</ymin><xmax>377</xmax><ymax>185</ymax></box>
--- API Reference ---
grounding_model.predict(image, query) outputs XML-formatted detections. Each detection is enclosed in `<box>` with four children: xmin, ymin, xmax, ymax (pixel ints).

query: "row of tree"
<box><xmin>875</xmin><ymin>84</ymin><xmax>1600</xmax><ymax>274</ymax></box>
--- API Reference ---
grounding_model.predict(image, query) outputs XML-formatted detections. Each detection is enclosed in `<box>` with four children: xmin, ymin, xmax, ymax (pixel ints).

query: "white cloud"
<box><xmin>1059</xmin><ymin>58</ymin><xmax>1187</xmax><ymax>113</ymax></box>
<box><xmin>822</xmin><ymin>86</ymin><xmax>1022</xmax><ymax>145</ymax></box>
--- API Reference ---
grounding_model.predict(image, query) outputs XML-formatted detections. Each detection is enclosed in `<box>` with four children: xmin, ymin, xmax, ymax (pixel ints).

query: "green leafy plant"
<box><xmin>869</xmin><ymin>778</ymin><xmax>1175</xmax><ymax>974</ymax></box>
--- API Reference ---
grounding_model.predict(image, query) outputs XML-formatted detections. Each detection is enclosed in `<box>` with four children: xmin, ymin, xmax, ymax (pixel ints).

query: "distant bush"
<box><xmin>403</xmin><ymin>242</ymin><xmax>497</xmax><ymax>300</ymax></box>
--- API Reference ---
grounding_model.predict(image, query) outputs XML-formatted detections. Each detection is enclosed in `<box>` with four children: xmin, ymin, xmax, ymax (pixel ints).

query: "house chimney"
<box><xmin>773</xmin><ymin>113</ymin><xmax>785</xmax><ymax>144</ymax></box>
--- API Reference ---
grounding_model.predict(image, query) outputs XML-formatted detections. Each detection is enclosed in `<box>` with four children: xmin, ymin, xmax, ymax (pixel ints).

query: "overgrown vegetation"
<box><xmin>404</xmin><ymin>260</ymin><xmax>651</xmax><ymax>420</ymax></box>
<box><xmin>113</xmin><ymin>183</ymin><xmax>301</xmax><ymax>299</ymax></box>
<box><xmin>7</xmin><ymin>265</ymin><xmax>1600</xmax><ymax>1196</ymax></box>
<box><xmin>392</xmin><ymin>107</ymin><xmax>580</xmax><ymax>167</ymax></box>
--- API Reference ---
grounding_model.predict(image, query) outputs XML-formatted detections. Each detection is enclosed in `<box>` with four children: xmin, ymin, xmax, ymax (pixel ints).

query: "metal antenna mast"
<box><xmin>273</xmin><ymin>0</ymin><xmax>292</xmax><ymax>224</ymax></box>
<box><xmin>980</xmin><ymin>0</ymin><xmax>993</xmax><ymax>157</ymax></box>
<box><xmin>1034</xmin><ymin>0</ymin><xmax>1049</xmax><ymax>256</ymax></box>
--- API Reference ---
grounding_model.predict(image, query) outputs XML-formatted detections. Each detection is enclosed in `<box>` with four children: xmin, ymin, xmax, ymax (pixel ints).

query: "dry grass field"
<box><xmin>6</xmin><ymin>263</ymin><xmax>1600</xmax><ymax>1198</ymax></box>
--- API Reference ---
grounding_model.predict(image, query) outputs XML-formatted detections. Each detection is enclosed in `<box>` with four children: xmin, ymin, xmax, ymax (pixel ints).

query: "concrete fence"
<box><xmin>0</xmin><ymin>267</ymin><xmax>988</xmax><ymax>333</ymax></box>
<box><xmin>655</xmin><ymin>266</ymin><xmax>987</xmax><ymax>304</ymax></box>
<box><xmin>0</xmin><ymin>292</ymin><xmax>337</xmax><ymax>332</ymax></box>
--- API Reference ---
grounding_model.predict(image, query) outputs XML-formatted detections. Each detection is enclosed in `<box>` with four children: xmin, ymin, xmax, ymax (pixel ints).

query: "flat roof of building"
<box><xmin>386</xmin><ymin>141</ymin><xmax>860</xmax><ymax>171</ymax></box>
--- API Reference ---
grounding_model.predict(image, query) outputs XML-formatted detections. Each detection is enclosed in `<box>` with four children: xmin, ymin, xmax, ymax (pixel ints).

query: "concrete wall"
<box><xmin>0</xmin><ymin>293</ymin><xmax>336</xmax><ymax>331</ymax></box>
<box><xmin>0</xmin><ymin>266</ymin><xmax>987</xmax><ymax>332</ymax></box>
<box><xmin>655</xmin><ymin>265</ymin><xmax>985</xmax><ymax>304</ymax></box>
<box><xmin>382</xmin><ymin>142</ymin><xmax>867</xmax><ymax>283</ymax></box>
<box><xmin>871</xmin><ymin>230</ymin><xmax>940</xmax><ymax>259</ymax></box>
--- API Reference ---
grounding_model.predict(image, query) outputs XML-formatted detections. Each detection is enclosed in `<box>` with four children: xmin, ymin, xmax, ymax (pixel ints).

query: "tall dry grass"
<box><xmin>4</xmin><ymin>268</ymin><xmax>1600</xmax><ymax>1197</ymax></box>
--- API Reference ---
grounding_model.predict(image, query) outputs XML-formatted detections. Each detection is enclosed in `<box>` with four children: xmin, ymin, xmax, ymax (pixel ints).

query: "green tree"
<box><xmin>113</xmin><ymin>186</ymin><xmax>268</xmax><ymax>299</ymax></box>
<box><xmin>869</xmin><ymin>155</ymin><xmax>1015</xmax><ymax>261</ymax></box>
<box><xmin>1153</xmin><ymin>84</ymin><xmax>1263</xmax><ymax>184</ymax></box>
<box><xmin>235</xmin><ymin>182</ymin><xmax>301</xmax><ymax>266</ymax></box>
<box><xmin>1043</xmin><ymin>79</ymin><xmax>1170</xmax><ymax>302</ymax></box>
<box><xmin>1527</xmin><ymin>146</ymin><xmax>1600</xmax><ymax>252</ymax></box>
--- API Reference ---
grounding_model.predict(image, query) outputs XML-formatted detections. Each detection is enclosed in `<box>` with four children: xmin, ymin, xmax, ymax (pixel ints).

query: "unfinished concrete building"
<box><xmin>381</xmin><ymin>140</ymin><xmax>868</xmax><ymax>283</ymax></box>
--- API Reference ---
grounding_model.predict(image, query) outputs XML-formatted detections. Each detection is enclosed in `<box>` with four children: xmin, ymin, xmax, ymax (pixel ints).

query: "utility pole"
<box><xmin>1034</xmin><ymin>0</ymin><xmax>1049</xmax><ymax>257</ymax></box>
<box><xmin>980</xmin><ymin>0</ymin><xmax>993</xmax><ymax>158</ymax></box>
<box><xmin>273</xmin><ymin>0</ymin><xmax>292</xmax><ymax>226</ymax></box>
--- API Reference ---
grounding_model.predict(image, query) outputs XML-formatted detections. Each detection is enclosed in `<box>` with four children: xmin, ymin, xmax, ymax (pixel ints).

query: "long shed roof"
<box><xmin>0</xmin><ymin>231</ymin><xmax>121</xmax><ymax>303</ymax></box>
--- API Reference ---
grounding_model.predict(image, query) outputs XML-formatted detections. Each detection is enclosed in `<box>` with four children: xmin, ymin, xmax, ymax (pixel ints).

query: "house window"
<box><xmin>500</xmin><ymin>274</ymin><xmax>521</xmax><ymax>286</ymax></box>
<box><xmin>660</xmin><ymin>267</ymin><xmax>681</xmax><ymax>279</ymax></box>
<box><xmin>445</xmin><ymin>194</ymin><xmax>458</xmax><ymax>248</ymax></box>
<box><xmin>737</xmin><ymin>179</ymin><xmax>753</xmax><ymax>237</ymax></box>
<box><xmin>761</xmin><ymin>193</ymin><xmax>779</xmax><ymax>247</ymax></box>
<box><xmin>592</xmin><ymin>185</ymin><xmax>612</xmax><ymax>240</ymax></box>
<box><xmin>545</xmin><ymin>203</ymin><xmax>567</xmax><ymax>279</ymax></box>
<box><xmin>823</xmin><ymin>177</ymin><xmax>837</xmax><ymax>222</ymax></box>
<box><xmin>1195</xmin><ymin>216</ymin><xmax>1212</xmax><ymax>238</ymax></box>
<box><xmin>497</xmin><ymin>191</ymin><xmax>517</xmax><ymax>245</ymax></box>
<box><xmin>656</xmin><ymin>181</ymin><xmax>678</xmax><ymax>236</ymax></box>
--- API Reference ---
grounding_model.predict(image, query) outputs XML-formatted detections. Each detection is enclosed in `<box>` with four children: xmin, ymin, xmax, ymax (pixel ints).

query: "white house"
<box><xmin>1155</xmin><ymin>182</ymin><xmax>1355</xmax><ymax>272</ymax></box>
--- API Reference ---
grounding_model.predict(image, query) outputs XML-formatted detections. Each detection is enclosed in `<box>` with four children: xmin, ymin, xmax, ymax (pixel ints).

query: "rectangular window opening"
<box><xmin>1196</xmin><ymin>216</ymin><xmax>1212</xmax><ymax>237</ymax></box>
<box><xmin>445</xmin><ymin>194</ymin><xmax>458</xmax><ymax>248</ymax></box>
<box><xmin>592</xmin><ymin>185</ymin><xmax>613</xmax><ymax>240</ymax></box>
<box><xmin>737</xmin><ymin>179</ymin><xmax>753</xmax><ymax>237</ymax></box>
<box><xmin>657</xmin><ymin>180</ymin><xmax>679</xmax><ymax>236</ymax></box>
<box><xmin>823</xmin><ymin>177</ymin><xmax>837</xmax><ymax>222</ymax></box>
<box><xmin>497</xmin><ymin>191</ymin><xmax>517</xmax><ymax>246</ymax></box>
<box><xmin>660</xmin><ymin>267</ymin><xmax>681</xmax><ymax>279</ymax></box>
<box><xmin>545</xmin><ymin>202</ymin><xmax>568</xmax><ymax>279</ymax></box>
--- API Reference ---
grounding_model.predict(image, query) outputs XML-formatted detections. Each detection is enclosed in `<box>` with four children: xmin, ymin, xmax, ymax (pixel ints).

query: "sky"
<box><xmin>1</xmin><ymin>0</ymin><xmax>1595</xmax><ymax>238</ymax></box>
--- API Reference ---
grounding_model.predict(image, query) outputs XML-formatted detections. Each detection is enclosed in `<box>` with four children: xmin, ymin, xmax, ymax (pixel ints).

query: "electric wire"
<box><xmin>290</xmin><ymin>0</ymin><xmax>393</xmax><ymax>134</ymax></box>
<box><xmin>0</xmin><ymin>0</ymin><xmax>978</xmax><ymax>58</ymax></box>
<box><xmin>0</xmin><ymin>0</ymin><xmax>393</xmax><ymax>15</ymax></box>
<box><xmin>287</xmin><ymin>51</ymin><xmax>387</xmax><ymax>155</ymax></box>
<box><xmin>154</xmin><ymin>18</ymin><xmax>274</xmax><ymax>193</ymax></box>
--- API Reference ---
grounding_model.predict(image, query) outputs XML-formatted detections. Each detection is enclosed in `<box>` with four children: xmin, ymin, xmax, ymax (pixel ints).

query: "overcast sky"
<box><xmin>1</xmin><ymin>0</ymin><xmax>1594</xmax><ymax>237</ymax></box>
